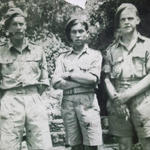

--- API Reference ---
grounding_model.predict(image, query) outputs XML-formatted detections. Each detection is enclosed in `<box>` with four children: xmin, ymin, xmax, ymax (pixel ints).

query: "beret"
<box><xmin>66</xmin><ymin>13</ymin><xmax>88</xmax><ymax>29</ymax></box>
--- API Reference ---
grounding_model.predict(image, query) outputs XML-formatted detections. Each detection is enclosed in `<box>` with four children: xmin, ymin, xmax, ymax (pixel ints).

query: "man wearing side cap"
<box><xmin>52</xmin><ymin>14</ymin><xmax>103</xmax><ymax>150</ymax></box>
<box><xmin>104</xmin><ymin>3</ymin><xmax>150</xmax><ymax>150</ymax></box>
<box><xmin>0</xmin><ymin>8</ymin><xmax>52</xmax><ymax>150</ymax></box>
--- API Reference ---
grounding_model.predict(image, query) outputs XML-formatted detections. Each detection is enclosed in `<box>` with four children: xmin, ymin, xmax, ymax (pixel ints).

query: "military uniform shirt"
<box><xmin>53</xmin><ymin>44</ymin><xmax>102</xmax><ymax>88</ymax></box>
<box><xmin>0</xmin><ymin>39</ymin><xmax>49</xmax><ymax>89</ymax></box>
<box><xmin>104</xmin><ymin>33</ymin><xmax>150</xmax><ymax>81</ymax></box>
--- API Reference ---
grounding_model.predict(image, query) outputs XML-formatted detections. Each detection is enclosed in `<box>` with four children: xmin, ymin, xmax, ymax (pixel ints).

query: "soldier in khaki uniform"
<box><xmin>104</xmin><ymin>3</ymin><xmax>150</xmax><ymax>150</ymax></box>
<box><xmin>52</xmin><ymin>15</ymin><xmax>103</xmax><ymax>150</ymax></box>
<box><xmin>0</xmin><ymin>8</ymin><xmax>52</xmax><ymax>150</ymax></box>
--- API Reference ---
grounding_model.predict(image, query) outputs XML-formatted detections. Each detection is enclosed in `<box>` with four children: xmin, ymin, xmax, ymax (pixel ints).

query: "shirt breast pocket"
<box><xmin>79</xmin><ymin>63</ymin><xmax>91</xmax><ymax>72</ymax></box>
<box><xmin>111</xmin><ymin>58</ymin><xmax>123</xmax><ymax>78</ymax></box>
<box><xmin>1</xmin><ymin>59</ymin><xmax>17</xmax><ymax>75</ymax></box>
<box><xmin>25</xmin><ymin>56</ymin><xmax>41</xmax><ymax>73</ymax></box>
<box><xmin>132</xmin><ymin>56</ymin><xmax>146</xmax><ymax>77</ymax></box>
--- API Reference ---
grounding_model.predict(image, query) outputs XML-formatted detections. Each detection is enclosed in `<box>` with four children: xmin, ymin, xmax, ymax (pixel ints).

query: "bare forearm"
<box><xmin>53</xmin><ymin>78</ymin><xmax>81</xmax><ymax>90</ymax></box>
<box><xmin>104</xmin><ymin>77</ymin><xmax>117</xmax><ymax>99</ymax></box>
<box><xmin>70</xmin><ymin>72</ymin><xmax>97</xmax><ymax>85</ymax></box>
<box><xmin>123</xmin><ymin>74</ymin><xmax>150</xmax><ymax>102</ymax></box>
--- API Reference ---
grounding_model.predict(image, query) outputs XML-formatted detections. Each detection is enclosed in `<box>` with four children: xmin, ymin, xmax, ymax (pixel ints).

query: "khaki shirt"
<box><xmin>0</xmin><ymin>39</ymin><xmax>49</xmax><ymax>89</ymax></box>
<box><xmin>53</xmin><ymin>44</ymin><xmax>102</xmax><ymax>88</ymax></box>
<box><xmin>104</xmin><ymin>34</ymin><xmax>150</xmax><ymax>81</ymax></box>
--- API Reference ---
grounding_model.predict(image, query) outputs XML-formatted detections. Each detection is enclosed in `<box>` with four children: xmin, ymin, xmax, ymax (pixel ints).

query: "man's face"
<box><xmin>8</xmin><ymin>16</ymin><xmax>26</xmax><ymax>40</ymax></box>
<box><xmin>70</xmin><ymin>23</ymin><xmax>88</xmax><ymax>47</ymax></box>
<box><xmin>119</xmin><ymin>9</ymin><xmax>140</xmax><ymax>34</ymax></box>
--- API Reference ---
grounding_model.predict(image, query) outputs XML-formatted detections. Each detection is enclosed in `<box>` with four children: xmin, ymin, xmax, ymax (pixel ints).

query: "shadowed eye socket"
<box><xmin>71</xmin><ymin>29</ymin><xmax>85</xmax><ymax>34</ymax></box>
<box><xmin>78</xmin><ymin>29</ymin><xmax>84</xmax><ymax>33</ymax></box>
<box><xmin>128</xmin><ymin>17</ymin><xmax>134</xmax><ymax>21</ymax></box>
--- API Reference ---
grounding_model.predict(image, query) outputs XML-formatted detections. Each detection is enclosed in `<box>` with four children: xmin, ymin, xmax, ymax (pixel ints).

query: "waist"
<box><xmin>63</xmin><ymin>87</ymin><xmax>95</xmax><ymax>95</ymax></box>
<box><xmin>4</xmin><ymin>85</ymin><xmax>38</xmax><ymax>95</ymax></box>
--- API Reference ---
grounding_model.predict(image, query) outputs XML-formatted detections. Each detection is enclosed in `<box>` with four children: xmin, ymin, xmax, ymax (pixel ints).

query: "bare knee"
<box><xmin>118</xmin><ymin>137</ymin><xmax>133</xmax><ymax>150</ymax></box>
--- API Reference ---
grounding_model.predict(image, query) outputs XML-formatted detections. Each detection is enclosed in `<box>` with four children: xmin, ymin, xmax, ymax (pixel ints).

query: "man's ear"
<box><xmin>136</xmin><ymin>16</ymin><xmax>141</xmax><ymax>25</ymax></box>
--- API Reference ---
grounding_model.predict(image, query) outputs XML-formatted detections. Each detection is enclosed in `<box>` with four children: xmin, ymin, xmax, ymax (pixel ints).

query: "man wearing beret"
<box><xmin>0</xmin><ymin>7</ymin><xmax>52</xmax><ymax>150</ymax></box>
<box><xmin>104</xmin><ymin>3</ymin><xmax>150</xmax><ymax>150</ymax></box>
<box><xmin>52</xmin><ymin>14</ymin><xmax>103</xmax><ymax>150</ymax></box>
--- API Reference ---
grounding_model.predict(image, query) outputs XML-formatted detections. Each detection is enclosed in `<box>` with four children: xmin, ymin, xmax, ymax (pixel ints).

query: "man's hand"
<box><xmin>61</xmin><ymin>72</ymin><xmax>71</xmax><ymax>80</ymax></box>
<box><xmin>113</xmin><ymin>102</ymin><xmax>130</xmax><ymax>120</ymax></box>
<box><xmin>113</xmin><ymin>92</ymin><xmax>131</xmax><ymax>104</ymax></box>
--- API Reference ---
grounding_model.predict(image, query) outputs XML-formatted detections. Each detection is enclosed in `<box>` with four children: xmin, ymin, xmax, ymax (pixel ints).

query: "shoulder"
<box><xmin>88</xmin><ymin>47</ymin><xmax>102</xmax><ymax>57</ymax></box>
<box><xmin>28</xmin><ymin>41</ymin><xmax>42</xmax><ymax>50</ymax></box>
<box><xmin>28</xmin><ymin>41</ymin><xmax>44</xmax><ymax>54</ymax></box>
<box><xmin>103</xmin><ymin>41</ymin><xmax>117</xmax><ymax>58</ymax></box>
<box><xmin>0</xmin><ymin>41</ymin><xmax>9</xmax><ymax>55</ymax></box>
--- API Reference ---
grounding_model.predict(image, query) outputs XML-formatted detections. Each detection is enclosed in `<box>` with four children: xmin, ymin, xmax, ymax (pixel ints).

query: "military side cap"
<box><xmin>4</xmin><ymin>7</ymin><xmax>27</xmax><ymax>29</ymax></box>
<box><xmin>114</xmin><ymin>3</ymin><xmax>138</xmax><ymax>29</ymax></box>
<box><xmin>116</xmin><ymin>3</ymin><xmax>138</xmax><ymax>16</ymax></box>
<box><xmin>5</xmin><ymin>7</ymin><xmax>27</xmax><ymax>19</ymax></box>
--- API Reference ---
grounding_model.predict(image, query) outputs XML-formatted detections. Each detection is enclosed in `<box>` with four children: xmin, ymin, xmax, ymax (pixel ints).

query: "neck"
<box><xmin>73</xmin><ymin>44</ymin><xmax>85</xmax><ymax>54</ymax></box>
<box><xmin>121</xmin><ymin>30</ymin><xmax>138</xmax><ymax>45</ymax></box>
<box><xmin>10</xmin><ymin>38</ymin><xmax>24</xmax><ymax>49</ymax></box>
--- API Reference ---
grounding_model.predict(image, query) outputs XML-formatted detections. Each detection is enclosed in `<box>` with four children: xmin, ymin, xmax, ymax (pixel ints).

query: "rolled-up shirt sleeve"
<box><xmin>52</xmin><ymin>55</ymin><xmax>65</xmax><ymax>87</ymax></box>
<box><xmin>88</xmin><ymin>52</ymin><xmax>102</xmax><ymax>83</ymax></box>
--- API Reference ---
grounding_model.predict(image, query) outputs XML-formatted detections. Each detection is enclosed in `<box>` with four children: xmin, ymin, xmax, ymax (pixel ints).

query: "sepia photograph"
<box><xmin>0</xmin><ymin>0</ymin><xmax>150</xmax><ymax>150</ymax></box>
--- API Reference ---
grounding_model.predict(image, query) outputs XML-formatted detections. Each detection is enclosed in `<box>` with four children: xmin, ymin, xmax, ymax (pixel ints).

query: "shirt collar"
<box><xmin>67</xmin><ymin>44</ymin><xmax>90</xmax><ymax>56</ymax></box>
<box><xmin>115</xmin><ymin>32</ymin><xmax>146</xmax><ymax>48</ymax></box>
<box><xmin>8</xmin><ymin>38</ymin><xmax>31</xmax><ymax>53</ymax></box>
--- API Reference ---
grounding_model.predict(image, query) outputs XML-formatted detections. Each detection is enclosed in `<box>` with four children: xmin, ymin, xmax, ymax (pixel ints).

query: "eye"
<box><xmin>128</xmin><ymin>17</ymin><xmax>134</xmax><ymax>21</ymax></box>
<box><xmin>120</xmin><ymin>18</ymin><xmax>126</xmax><ymax>22</ymax></box>
<box><xmin>19</xmin><ymin>23</ymin><xmax>24</xmax><ymax>26</ymax></box>
<box><xmin>78</xmin><ymin>29</ymin><xmax>84</xmax><ymax>33</ymax></box>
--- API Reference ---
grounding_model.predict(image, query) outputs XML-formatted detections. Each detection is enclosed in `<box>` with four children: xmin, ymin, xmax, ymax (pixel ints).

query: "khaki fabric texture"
<box><xmin>0</xmin><ymin>87</ymin><xmax>52</xmax><ymax>150</ymax></box>
<box><xmin>0</xmin><ymin>39</ymin><xmax>49</xmax><ymax>89</ymax></box>
<box><xmin>61</xmin><ymin>93</ymin><xmax>103</xmax><ymax>146</ymax></box>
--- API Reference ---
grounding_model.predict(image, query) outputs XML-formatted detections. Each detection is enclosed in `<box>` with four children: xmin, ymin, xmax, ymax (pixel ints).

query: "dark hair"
<box><xmin>5</xmin><ymin>14</ymin><xmax>26</xmax><ymax>30</ymax></box>
<box><xmin>65</xmin><ymin>19</ymin><xmax>88</xmax><ymax>42</ymax></box>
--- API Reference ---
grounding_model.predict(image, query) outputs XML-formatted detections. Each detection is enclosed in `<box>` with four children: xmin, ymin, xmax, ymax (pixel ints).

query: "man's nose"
<box><xmin>76</xmin><ymin>31</ymin><xmax>80</xmax><ymax>37</ymax></box>
<box><xmin>16</xmin><ymin>24</ymin><xmax>21</xmax><ymax>29</ymax></box>
<box><xmin>124</xmin><ymin>18</ymin><xmax>129</xmax><ymax>24</ymax></box>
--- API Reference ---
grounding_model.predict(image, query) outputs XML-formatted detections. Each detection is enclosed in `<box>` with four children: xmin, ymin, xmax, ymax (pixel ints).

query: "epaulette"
<box><xmin>59</xmin><ymin>50</ymin><xmax>71</xmax><ymax>54</ymax></box>
<box><xmin>29</xmin><ymin>40</ymin><xmax>37</xmax><ymax>45</ymax></box>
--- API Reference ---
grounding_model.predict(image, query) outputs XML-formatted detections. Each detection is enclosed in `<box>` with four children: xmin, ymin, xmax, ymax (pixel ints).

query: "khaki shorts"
<box><xmin>61</xmin><ymin>93</ymin><xmax>103</xmax><ymax>146</ymax></box>
<box><xmin>107</xmin><ymin>81</ymin><xmax>150</xmax><ymax>138</ymax></box>
<box><xmin>0</xmin><ymin>86</ymin><xmax>52</xmax><ymax>150</ymax></box>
